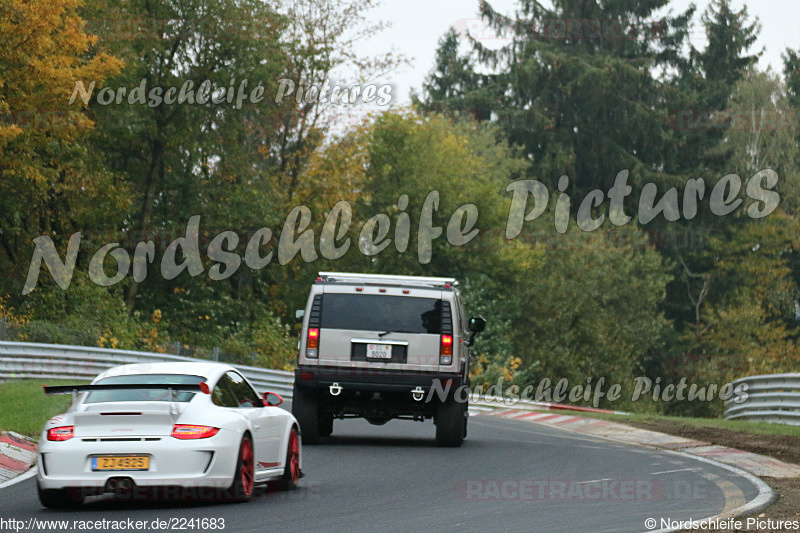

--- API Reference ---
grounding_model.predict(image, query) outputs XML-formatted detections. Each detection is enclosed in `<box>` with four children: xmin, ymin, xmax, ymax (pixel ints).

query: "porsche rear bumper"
<box><xmin>37</xmin><ymin>428</ymin><xmax>242</xmax><ymax>492</ymax></box>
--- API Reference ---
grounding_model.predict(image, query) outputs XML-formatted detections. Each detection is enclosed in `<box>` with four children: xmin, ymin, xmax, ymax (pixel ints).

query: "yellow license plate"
<box><xmin>91</xmin><ymin>456</ymin><xmax>149</xmax><ymax>471</ymax></box>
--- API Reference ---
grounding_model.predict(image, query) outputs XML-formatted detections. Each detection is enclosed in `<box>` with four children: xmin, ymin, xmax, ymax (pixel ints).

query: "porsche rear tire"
<box><xmin>278</xmin><ymin>428</ymin><xmax>301</xmax><ymax>491</ymax></box>
<box><xmin>228</xmin><ymin>434</ymin><xmax>255</xmax><ymax>502</ymax></box>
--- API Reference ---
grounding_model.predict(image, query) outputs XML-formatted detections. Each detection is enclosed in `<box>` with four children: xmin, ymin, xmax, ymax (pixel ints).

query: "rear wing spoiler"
<box><xmin>43</xmin><ymin>383</ymin><xmax>209</xmax><ymax>396</ymax></box>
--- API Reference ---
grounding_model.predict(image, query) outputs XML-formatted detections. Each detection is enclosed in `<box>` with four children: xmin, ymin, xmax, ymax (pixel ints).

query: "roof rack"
<box><xmin>317</xmin><ymin>272</ymin><xmax>457</xmax><ymax>289</ymax></box>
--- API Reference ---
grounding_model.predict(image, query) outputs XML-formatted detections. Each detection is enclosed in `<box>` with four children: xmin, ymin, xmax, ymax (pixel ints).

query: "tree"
<box><xmin>679</xmin><ymin>211</ymin><xmax>799</xmax><ymax>383</ymax></box>
<box><xmin>662</xmin><ymin>0</ymin><xmax>760</xmax><ymax>177</ymax></box>
<box><xmin>723</xmin><ymin>69</ymin><xmax>797</xmax><ymax>196</ymax></box>
<box><xmin>347</xmin><ymin>111</ymin><xmax>530</xmax><ymax>280</ymax></box>
<box><xmin>781</xmin><ymin>49</ymin><xmax>800</xmax><ymax>218</ymax></box>
<box><xmin>80</xmin><ymin>0</ymin><xmax>292</xmax><ymax>313</ymax></box>
<box><xmin>270</xmin><ymin>0</ymin><xmax>406</xmax><ymax>204</ymax></box>
<box><xmin>490</xmin><ymin>222</ymin><xmax>673</xmax><ymax>411</ymax></box>
<box><xmin>420</xmin><ymin>0</ymin><xmax>697</xmax><ymax>195</ymax></box>
<box><xmin>413</xmin><ymin>28</ymin><xmax>496</xmax><ymax>121</ymax></box>
<box><xmin>0</xmin><ymin>0</ymin><xmax>123</xmax><ymax>295</ymax></box>
<box><xmin>695</xmin><ymin>0</ymin><xmax>761</xmax><ymax>111</ymax></box>
<box><xmin>656</xmin><ymin>2</ymin><xmax>765</xmax><ymax>362</ymax></box>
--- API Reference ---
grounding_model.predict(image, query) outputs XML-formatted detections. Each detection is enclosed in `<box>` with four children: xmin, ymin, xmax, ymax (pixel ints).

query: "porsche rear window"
<box><xmin>84</xmin><ymin>374</ymin><xmax>205</xmax><ymax>404</ymax></box>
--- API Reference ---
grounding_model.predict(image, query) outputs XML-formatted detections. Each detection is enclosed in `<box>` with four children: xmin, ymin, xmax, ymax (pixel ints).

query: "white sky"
<box><xmin>348</xmin><ymin>0</ymin><xmax>800</xmax><ymax>110</ymax></box>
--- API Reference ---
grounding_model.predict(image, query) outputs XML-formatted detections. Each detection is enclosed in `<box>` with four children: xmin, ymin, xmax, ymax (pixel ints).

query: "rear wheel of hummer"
<box><xmin>435</xmin><ymin>397</ymin><xmax>466</xmax><ymax>447</ymax></box>
<box><xmin>292</xmin><ymin>385</ymin><xmax>320</xmax><ymax>444</ymax></box>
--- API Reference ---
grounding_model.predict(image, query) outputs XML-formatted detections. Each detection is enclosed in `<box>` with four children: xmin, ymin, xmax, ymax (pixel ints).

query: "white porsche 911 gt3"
<box><xmin>37</xmin><ymin>361</ymin><xmax>302</xmax><ymax>508</ymax></box>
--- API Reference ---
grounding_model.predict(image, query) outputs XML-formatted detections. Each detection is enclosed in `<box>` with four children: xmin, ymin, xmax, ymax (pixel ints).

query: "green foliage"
<box><xmin>420</xmin><ymin>0</ymin><xmax>700</xmax><ymax>194</ymax></box>
<box><xmin>22</xmin><ymin>276</ymin><xmax>141</xmax><ymax>348</ymax></box>
<box><xmin>679</xmin><ymin>212</ymin><xmax>799</xmax><ymax>380</ymax></box>
<box><xmin>696</xmin><ymin>0</ymin><xmax>761</xmax><ymax>110</ymax></box>
<box><xmin>3</xmin><ymin>0</ymin><xmax>800</xmax><ymax>420</ymax></box>
<box><xmin>248</xmin><ymin>314</ymin><xmax>300</xmax><ymax>372</ymax></box>
<box><xmin>352</xmin><ymin>112</ymin><xmax>528</xmax><ymax>278</ymax></box>
<box><xmin>416</xmin><ymin>0</ymin><xmax>799</xmax><ymax>416</ymax></box>
<box><xmin>0</xmin><ymin>0</ymin><xmax>125</xmax><ymax>298</ymax></box>
<box><xmin>508</xmin><ymin>226</ymin><xmax>673</xmax><ymax>411</ymax></box>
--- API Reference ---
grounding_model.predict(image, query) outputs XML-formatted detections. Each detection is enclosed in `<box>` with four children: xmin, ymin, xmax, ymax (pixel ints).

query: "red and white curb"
<box><xmin>0</xmin><ymin>432</ymin><xmax>37</xmax><ymax>486</ymax></box>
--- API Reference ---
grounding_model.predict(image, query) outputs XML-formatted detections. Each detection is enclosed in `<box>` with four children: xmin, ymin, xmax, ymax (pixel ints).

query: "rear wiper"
<box><xmin>378</xmin><ymin>330</ymin><xmax>414</xmax><ymax>338</ymax></box>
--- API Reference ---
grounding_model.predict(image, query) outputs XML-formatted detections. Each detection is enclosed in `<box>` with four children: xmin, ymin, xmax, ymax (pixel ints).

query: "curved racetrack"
<box><xmin>0</xmin><ymin>407</ymin><xmax>764</xmax><ymax>533</ymax></box>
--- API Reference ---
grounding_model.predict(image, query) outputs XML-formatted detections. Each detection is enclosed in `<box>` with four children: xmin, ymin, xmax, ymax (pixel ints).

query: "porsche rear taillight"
<box><xmin>171</xmin><ymin>424</ymin><xmax>219</xmax><ymax>439</ymax></box>
<box><xmin>440</xmin><ymin>334</ymin><xmax>453</xmax><ymax>365</ymax></box>
<box><xmin>47</xmin><ymin>426</ymin><xmax>74</xmax><ymax>441</ymax></box>
<box><xmin>306</xmin><ymin>327</ymin><xmax>319</xmax><ymax>358</ymax></box>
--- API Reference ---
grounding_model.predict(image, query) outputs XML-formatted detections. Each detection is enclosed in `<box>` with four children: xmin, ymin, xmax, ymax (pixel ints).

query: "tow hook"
<box><xmin>411</xmin><ymin>387</ymin><xmax>425</xmax><ymax>402</ymax></box>
<box><xmin>329</xmin><ymin>382</ymin><xmax>343</xmax><ymax>396</ymax></box>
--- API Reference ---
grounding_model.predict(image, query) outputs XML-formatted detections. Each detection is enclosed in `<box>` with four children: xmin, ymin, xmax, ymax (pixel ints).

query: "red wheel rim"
<box><xmin>240</xmin><ymin>438</ymin><xmax>254</xmax><ymax>496</ymax></box>
<box><xmin>289</xmin><ymin>430</ymin><xmax>300</xmax><ymax>484</ymax></box>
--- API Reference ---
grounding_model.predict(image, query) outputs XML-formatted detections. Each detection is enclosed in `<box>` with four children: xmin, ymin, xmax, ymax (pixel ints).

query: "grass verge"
<box><xmin>576</xmin><ymin>409</ymin><xmax>800</xmax><ymax>439</ymax></box>
<box><xmin>0</xmin><ymin>379</ymin><xmax>88</xmax><ymax>438</ymax></box>
<box><xmin>555</xmin><ymin>409</ymin><xmax>800</xmax><ymax>465</ymax></box>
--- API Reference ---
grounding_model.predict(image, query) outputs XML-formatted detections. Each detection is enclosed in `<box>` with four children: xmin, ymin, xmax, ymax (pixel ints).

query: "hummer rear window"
<box><xmin>320</xmin><ymin>294</ymin><xmax>442</xmax><ymax>334</ymax></box>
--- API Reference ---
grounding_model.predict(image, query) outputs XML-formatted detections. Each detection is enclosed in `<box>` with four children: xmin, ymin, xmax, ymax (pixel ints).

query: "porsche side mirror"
<box><xmin>263</xmin><ymin>391</ymin><xmax>284</xmax><ymax>407</ymax></box>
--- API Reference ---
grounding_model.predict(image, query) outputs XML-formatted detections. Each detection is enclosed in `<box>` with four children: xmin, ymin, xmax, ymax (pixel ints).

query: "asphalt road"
<box><xmin>0</xmin><ymin>411</ymin><xmax>762</xmax><ymax>533</ymax></box>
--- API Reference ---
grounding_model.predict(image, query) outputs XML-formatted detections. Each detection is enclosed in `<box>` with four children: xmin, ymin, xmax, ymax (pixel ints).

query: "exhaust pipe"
<box><xmin>105</xmin><ymin>477</ymin><xmax>134</xmax><ymax>495</ymax></box>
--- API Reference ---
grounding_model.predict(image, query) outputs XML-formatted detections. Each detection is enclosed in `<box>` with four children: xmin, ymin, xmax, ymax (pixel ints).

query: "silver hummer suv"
<box><xmin>292</xmin><ymin>272</ymin><xmax>486</xmax><ymax>447</ymax></box>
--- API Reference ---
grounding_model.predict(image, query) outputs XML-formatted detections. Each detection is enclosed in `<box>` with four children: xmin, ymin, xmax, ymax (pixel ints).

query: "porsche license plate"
<box><xmin>367</xmin><ymin>344</ymin><xmax>392</xmax><ymax>359</ymax></box>
<box><xmin>91</xmin><ymin>456</ymin><xmax>149</xmax><ymax>471</ymax></box>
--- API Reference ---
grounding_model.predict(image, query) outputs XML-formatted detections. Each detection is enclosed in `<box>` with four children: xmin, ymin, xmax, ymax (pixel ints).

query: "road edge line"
<box><xmin>488</xmin><ymin>410</ymin><xmax>779</xmax><ymax>532</ymax></box>
<box><xmin>645</xmin><ymin>447</ymin><xmax>777</xmax><ymax>533</ymax></box>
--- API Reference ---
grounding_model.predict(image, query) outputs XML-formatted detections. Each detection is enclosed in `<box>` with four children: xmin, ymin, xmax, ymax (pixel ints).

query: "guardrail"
<box><xmin>0</xmin><ymin>341</ymin><xmax>294</xmax><ymax>398</ymax></box>
<box><xmin>724</xmin><ymin>373</ymin><xmax>800</xmax><ymax>426</ymax></box>
<box><xmin>0</xmin><ymin>340</ymin><xmax>632</xmax><ymax>416</ymax></box>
